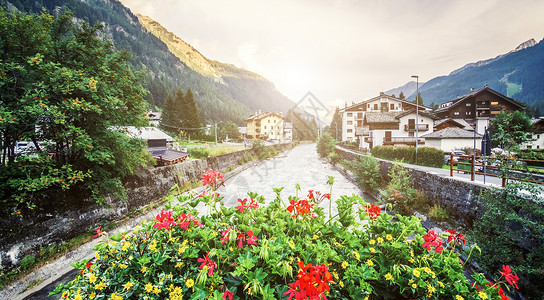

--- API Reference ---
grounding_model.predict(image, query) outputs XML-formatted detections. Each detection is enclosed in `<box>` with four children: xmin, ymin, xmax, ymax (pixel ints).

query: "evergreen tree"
<box><xmin>182</xmin><ymin>88</ymin><xmax>201</xmax><ymax>134</ymax></box>
<box><xmin>399</xmin><ymin>92</ymin><xmax>405</xmax><ymax>100</ymax></box>
<box><xmin>413</xmin><ymin>92</ymin><xmax>424</xmax><ymax>106</ymax></box>
<box><xmin>329</xmin><ymin>107</ymin><xmax>343</xmax><ymax>141</ymax></box>
<box><xmin>160</xmin><ymin>93</ymin><xmax>179</xmax><ymax>133</ymax></box>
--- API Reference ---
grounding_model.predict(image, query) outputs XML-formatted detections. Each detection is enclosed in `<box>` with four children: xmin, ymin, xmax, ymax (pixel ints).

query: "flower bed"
<box><xmin>53</xmin><ymin>171</ymin><xmax>518</xmax><ymax>299</ymax></box>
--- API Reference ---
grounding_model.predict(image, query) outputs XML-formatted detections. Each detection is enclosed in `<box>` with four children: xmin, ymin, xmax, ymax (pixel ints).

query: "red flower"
<box><xmin>177</xmin><ymin>213</ymin><xmax>203</xmax><ymax>230</ymax></box>
<box><xmin>220</xmin><ymin>228</ymin><xmax>232</xmax><ymax>244</ymax></box>
<box><xmin>197</xmin><ymin>251</ymin><xmax>217</xmax><ymax>276</ymax></box>
<box><xmin>237</xmin><ymin>233</ymin><xmax>246</xmax><ymax>249</ymax></box>
<box><xmin>500</xmin><ymin>265</ymin><xmax>519</xmax><ymax>289</ymax></box>
<box><xmin>246</xmin><ymin>230</ymin><xmax>257</xmax><ymax>246</ymax></box>
<box><xmin>422</xmin><ymin>230</ymin><xmax>444</xmax><ymax>254</ymax></box>
<box><xmin>365</xmin><ymin>203</ymin><xmax>381</xmax><ymax>219</ymax></box>
<box><xmin>153</xmin><ymin>209</ymin><xmax>177</xmax><ymax>230</ymax></box>
<box><xmin>446</xmin><ymin>230</ymin><xmax>466</xmax><ymax>245</ymax></box>
<box><xmin>93</xmin><ymin>227</ymin><xmax>102</xmax><ymax>238</ymax></box>
<box><xmin>202</xmin><ymin>169</ymin><xmax>224</xmax><ymax>190</ymax></box>
<box><xmin>249</xmin><ymin>198</ymin><xmax>259</xmax><ymax>210</ymax></box>
<box><xmin>235</xmin><ymin>198</ymin><xmax>249</xmax><ymax>212</ymax></box>
<box><xmin>222</xmin><ymin>289</ymin><xmax>234</xmax><ymax>300</ymax></box>
<box><xmin>284</xmin><ymin>260</ymin><xmax>332</xmax><ymax>300</ymax></box>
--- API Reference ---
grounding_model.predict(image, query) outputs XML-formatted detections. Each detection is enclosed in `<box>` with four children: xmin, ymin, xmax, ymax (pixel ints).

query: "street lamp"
<box><xmin>411</xmin><ymin>75</ymin><xmax>419</xmax><ymax>162</ymax></box>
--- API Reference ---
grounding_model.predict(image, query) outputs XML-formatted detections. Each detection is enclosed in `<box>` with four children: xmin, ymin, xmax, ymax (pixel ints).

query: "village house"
<box><xmin>434</xmin><ymin>85</ymin><xmax>525</xmax><ymax>134</ymax></box>
<box><xmin>339</xmin><ymin>93</ymin><xmax>433</xmax><ymax>150</ymax></box>
<box><xmin>245</xmin><ymin>111</ymin><xmax>289</xmax><ymax>141</ymax></box>
<box><xmin>522</xmin><ymin>118</ymin><xmax>544</xmax><ymax>150</ymax></box>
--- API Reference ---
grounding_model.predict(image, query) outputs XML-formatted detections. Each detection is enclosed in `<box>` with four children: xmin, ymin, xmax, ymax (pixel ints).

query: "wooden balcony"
<box><xmin>404</xmin><ymin>124</ymin><xmax>429</xmax><ymax>132</ymax></box>
<box><xmin>383</xmin><ymin>137</ymin><xmax>425</xmax><ymax>145</ymax></box>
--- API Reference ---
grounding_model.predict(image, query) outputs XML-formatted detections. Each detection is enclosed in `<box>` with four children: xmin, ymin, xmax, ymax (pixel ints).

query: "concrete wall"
<box><xmin>0</xmin><ymin>144</ymin><xmax>289</xmax><ymax>271</ymax></box>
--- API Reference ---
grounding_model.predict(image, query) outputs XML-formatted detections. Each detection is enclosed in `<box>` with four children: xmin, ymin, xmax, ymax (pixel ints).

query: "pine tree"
<box><xmin>329</xmin><ymin>107</ymin><xmax>343</xmax><ymax>141</ymax></box>
<box><xmin>160</xmin><ymin>93</ymin><xmax>179</xmax><ymax>133</ymax></box>
<box><xmin>399</xmin><ymin>92</ymin><xmax>405</xmax><ymax>100</ymax></box>
<box><xmin>182</xmin><ymin>88</ymin><xmax>201</xmax><ymax>134</ymax></box>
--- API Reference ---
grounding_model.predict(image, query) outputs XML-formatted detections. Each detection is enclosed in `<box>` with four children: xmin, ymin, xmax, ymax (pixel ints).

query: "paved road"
<box><xmin>15</xmin><ymin>143</ymin><xmax>364</xmax><ymax>299</ymax></box>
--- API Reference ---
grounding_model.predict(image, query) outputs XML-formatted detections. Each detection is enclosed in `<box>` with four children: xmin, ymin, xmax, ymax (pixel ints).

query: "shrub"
<box><xmin>317</xmin><ymin>132</ymin><xmax>336</xmax><ymax>158</ymax></box>
<box><xmin>428</xmin><ymin>204</ymin><xmax>449</xmax><ymax>222</ymax></box>
<box><xmin>346</xmin><ymin>155</ymin><xmax>382</xmax><ymax>194</ymax></box>
<box><xmin>380</xmin><ymin>163</ymin><xmax>419</xmax><ymax>214</ymax></box>
<box><xmin>372</xmin><ymin>146</ymin><xmax>443</xmax><ymax>168</ymax></box>
<box><xmin>54</xmin><ymin>172</ymin><xmax>517</xmax><ymax>300</ymax></box>
<box><xmin>251</xmin><ymin>140</ymin><xmax>278</xmax><ymax>161</ymax></box>
<box><xmin>187</xmin><ymin>148</ymin><xmax>210</xmax><ymax>159</ymax></box>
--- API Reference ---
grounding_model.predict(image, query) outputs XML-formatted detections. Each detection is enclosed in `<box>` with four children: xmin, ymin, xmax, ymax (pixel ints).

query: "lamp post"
<box><xmin>411</xmin><ymin>75</ymin><xmax>419</xmax><ymax>162</ymax></box>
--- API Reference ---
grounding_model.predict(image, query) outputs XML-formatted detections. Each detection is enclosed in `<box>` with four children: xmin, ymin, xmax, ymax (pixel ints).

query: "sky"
<box><xmin>119</xmin><ymin>0</ymin><xmax>544</xmax><ymax>108</ymax></box>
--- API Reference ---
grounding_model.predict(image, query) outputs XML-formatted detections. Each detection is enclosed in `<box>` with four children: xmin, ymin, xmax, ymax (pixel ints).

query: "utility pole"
<box><xmin>411</xmin><ymin>75</ymin><xmax>419</xmax><ymax>163</ymax></box>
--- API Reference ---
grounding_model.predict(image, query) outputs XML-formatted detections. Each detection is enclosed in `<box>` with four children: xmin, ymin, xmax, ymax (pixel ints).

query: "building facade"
<box><xmin>245</xmin><ymin>111</ymin><xmax>287</xmax><ymax>140</ymax></box>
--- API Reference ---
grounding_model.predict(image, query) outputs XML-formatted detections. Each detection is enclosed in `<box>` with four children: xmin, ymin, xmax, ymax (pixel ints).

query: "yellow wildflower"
<box><xmin>478</xmin><ymin>292</ymin><xmax>488</xmax><ymax>299</ymax></box>
<box><xmin>366</xmin><ymin>259</ymin><xmax>374</xmax><ymax>266</ymax></box>
<box><xmin>384</xmin><ymin>273</ymin><xmax>393</xmax><ymax>281</ymax></box>
<box><xmin>175</xmin><ymin>262</ymin><xmax>183</xmax><ymax>268</ymax></box>
<box><xmin>74</xmin><ymin>290</ymin><xmax>82</xmax><ymax>300</ymax></box>
<box><xmin>153</xmin><ymin>287</ymin><xmax>161</xmax><ymax>295</ymax></box>
<box><xmin>178</xmin><ymin>246</ymin><xmax>186</xmax><ymax>254</ymax></box>
<box><xmin>410</xmin><ymin>250</ymin><xmax>414</xmax><ymax>257</ymax></box>
<box><xmin>413</xmin><ymin>269</ymin><xmax>421</xmax><ymax>278</ymax></box>
<box><xmin>94</xmin><ymin>282</ymin><xmax>107</xmax><ymax>291</ymax></box>
<box><xmin>111</xmin><ymin>262</ymin><xmax>116</xmax><ymax>267</ymax></box>
<box><xmin>332</xmin><ymin>271</ymin><xmax>339</xmax><ymax>280</ymax></box>
<box><xmin>334</xmin><ymin>242</ymin><xmax>343</xmax><ymax>247</ymax></box>
<box><xmin>149</xmin><ymin>240</ymin><xmax>157</xmax><ymax>251</ymax></box>
<box><xmin>341</xmin><ymin>261</ymin><xmax>349</xmax><ymax>269</ymax></box>
<box><xmin>412</xmin><ymin>283</ymin><xmax>417</xmax><ymax>289</ymax></box>
<box><xmin>288</xmin><ymin>240</ymin><xmax>295</xmax><ymax>249</ymax></box>
<box><xmin>352</xmin><ymin>251</ymin><xmax>360</xmax><ymax>260</ymax></box>
<box><xmin>145</xmin><ymin>283</ymin><xmax>153</xmax><ymax>293</ymax></box>
<box><xmin>111</xmin><ymin>293</ymin><xmax>123</xmax><ymax>300</ymax></box>
<box><xmin>455</xmin><ymin>296</ymin><xmax>464</xmax><ymax>300</ymax></box>
<box><xmin>438</xmin><ymin>281</ymin><xmax>444</xmax><ymax>288</ymax></box>
<box><xmin>409</xmin><ymin>279</ymin><xmax>414</xmax><ymax>283</ymax></box>
<box><xmin>377</xmin><ymin>237</ymin><xmax>384</xmax><ymax>243</ymax></box>
<box><xmin>369</xmin><ymin>239</ymin><xmax>376</xmax><ymax>245</ymax></box>
<box><xmin>369</xmin><ymin>247</ymin><xmax>375</xmax><ymax>253</ymax></box>
<box><xmin>89</xmin><ymin>273</ymin><xmax>97</xmax><ymax>284</ymax></box>
<box><xmin>190</xmin><ymin>241</ymin><xmax>196</xmax><ymax>246</ymax></box>
<box><xmin>339</xmin><ymin>281</ymin><xmax>344</xmax><ymax>288</ymax></box>
<box><xmin>386</xmin><ymin>234</ymin><xmax>393</xmax><ymax>241</ymax></box>
<box><xmin>313</xmin><ymin>235</ymin><xmax>319</xmax><ymax>240</ymax></box>
<box><xmin>89</xmin><ymin>292</ymin><xmax>96</xmax><ymax>299</ymax></box>
<box><xmin>95</xmin><ymin>252</ymin><xmax>100</xmax><ymax>260</ymax></box>
<box><xmin>428</xmin><ymin>285</ymin><xmax>435</xmax><ymax>294</ymax></box>
<box><xmin>122</xmin><ymin>241</ymin><xmax>130</xmax><ymax>251</ymax></box>
<box><xmin>409</xmin><ymin>258</ymin><xmax>415</xmax><ymax>263</ymax></box>
<box><xmin>123</xmin><ymin>281</ymin><xmax>134</xmax><ymax>291</ymax></box>
<box><xmin>423</xmin><ymin>267</ymin><xmax>432</xmax><ymax>274</ymax></box>
<box><xmin>186</xmin><ymin>278</ymin><xmax>194</xmax><ymax>288</ymax></box>
<box><xmin>118</xmin><ymin>263</ymin><xmax>128</xmax><ymax>269</ymax></box>
<box><xmin>141</xmin><ymin>266</ymin><xmax>147</xmax><ymax>273</ymax></box>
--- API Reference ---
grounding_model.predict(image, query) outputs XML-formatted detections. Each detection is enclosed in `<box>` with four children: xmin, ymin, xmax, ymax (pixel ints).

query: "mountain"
<box><xmin>385</xmin><ymin>81</ymin><xmax>424</xmax><ymax>99</ymax></box>
<box><xmin>390</xmin><ymin>38</ymin><xmax>544</xmax><ymax>113</ymax></box>
<box><xmin>1</xmin><ymin>0</ymin><xmax>295</xmax><ymax>124</ymax></box>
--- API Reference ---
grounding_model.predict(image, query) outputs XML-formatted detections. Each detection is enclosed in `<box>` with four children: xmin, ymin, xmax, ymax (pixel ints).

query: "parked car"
<box><xmin>14</xmin><ymin>141</ymin><xmax>44</xmax><ymax>155</ymax></box>
<box><xmin>444</xmin><ymin>150</ymin><xmax>467</xmax><ymax>165</ymax></box>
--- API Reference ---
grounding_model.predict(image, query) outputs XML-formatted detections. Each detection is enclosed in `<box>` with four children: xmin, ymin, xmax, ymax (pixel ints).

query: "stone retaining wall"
<box><xmin>0</xmin><ymin>144</ymin><xmax>288</xmax><ymax>271</ymax></box>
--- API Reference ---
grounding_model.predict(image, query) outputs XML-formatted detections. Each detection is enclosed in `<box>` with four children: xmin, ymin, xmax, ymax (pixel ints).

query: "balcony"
<box><xmin>355</xmin><ymin>126</ymin><xmax>370</xmax><ymax>136</ymax></box>
<box><xmin>404</xmin><ymin>124</ymin><xmax>429</xmax><ymax>132</ymax></box>
<box><xmin>383</xmin><ymin>137</ymin><xmax>425</xmax><ymax>145</ymax></box>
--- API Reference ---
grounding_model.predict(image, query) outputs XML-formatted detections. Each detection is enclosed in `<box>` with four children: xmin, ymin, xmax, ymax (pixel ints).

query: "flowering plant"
<box><xmin>53</xmin><ymin>171</ymin><xmax>518</xmax><ymax>299</ymax></box>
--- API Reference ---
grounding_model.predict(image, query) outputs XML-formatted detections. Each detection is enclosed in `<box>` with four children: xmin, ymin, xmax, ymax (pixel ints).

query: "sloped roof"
<box><xmin>365</xmin><ymin>112</ymin><xmax>403</xmax><ymax>123</ymax></box>
<box><xmin>421</xmin><ymin>127</ymin><xmax>482</xmax><ymax>139</ymax></box>
<box><xmin>245</xmin><ymin>112</ymin><xmax>283</xmax><ymax>121</ymax></box>
<box><xmin>341</xmin><ymin>93</ymin><xmax>431</xmax><ymax>112</ymax></box>
<box><xmin>434</xmin><ymin>118</ymin><xmax>474</xmax><ymax>130</ymax></box>
<box><xmin>114</xmin><ymin>126</ymin><xmax>174</xmax><ymax>142</ymax></box>
<box><xmin>435</xmin><ymin>86</ymin><xmax>524</xmax><ymax>113</ymax></box>
<box><xmin>148</xmin><ymin>147</ymin><xmax>189</xmax><ymax>164</ymax></box>
<box><xmin>396</xmin><ymin>109</ymin><xmax>440</xmax><ymax>120</ymax></box>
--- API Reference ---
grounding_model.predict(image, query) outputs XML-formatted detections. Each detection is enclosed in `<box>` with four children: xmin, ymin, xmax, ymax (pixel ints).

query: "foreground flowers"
<box><xmin>53</xmin><ymin>173</ymin><xmax>517</xmax><ymax>300</ymax></box>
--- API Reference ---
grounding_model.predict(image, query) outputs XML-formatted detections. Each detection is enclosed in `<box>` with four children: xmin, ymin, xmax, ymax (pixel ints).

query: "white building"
<box><xmin>422</xmin><ymin>127</ymin><xmax>482</xmax><ymax>153</ymax></box>
<box><xmin>522</xmin><ymin>118</ymin><xmax>544</xmax><ymax>150</ymax></box>
<box><xmin>339</xmin><ymin>93</ymin><xmax>434</xmax><ymax>150</ymax></box>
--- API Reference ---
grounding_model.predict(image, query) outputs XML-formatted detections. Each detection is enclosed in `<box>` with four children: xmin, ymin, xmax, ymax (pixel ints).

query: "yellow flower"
<box><xmin>186</xmin><ymin>278</ymin><xmax>194</xmax><ymax>288</ymax></box>
<box><xmin>332</xmin><ymin>272</ymin><xmax>339</xmax><ymax>280</ymax></box>
<box><xmin>352</xmin><ymin>251</ymin><xmax>360</xmax><ymax>260</ymax></box>
<box><xmin>89</xmin><ymin>273</ymin><xmax>97</xmax><ymax>284</ymax></box>
<box><xmin>118</xmin><ymin>263</ymin><xmax>128</xmax><ymax>269</ymax></box>
<box><xmin>386</xmin><ymin>234</ymin><xmax>393</xmax><ymax>241</ymax></box>
<box><xmin>341</xmin><ymin>261</ymin><xmax>349</xmax><ymax>269</ymax></box>
<box><xmin>369</xmin><ymin>247</ymin><xmax>375</xmax><ymax>253</ymax></box>
<box><xmin>111</xmin><ymin>293</ymin><xmax>123</xmax><ymax>300</ymax></box>
<box><xmin>364</xmin><ymin>297</ymin><xmax>368</xmax><ymax>300</ymax></box>
<box><xmin>178</xmin><ymin>246</ymin><xmax>186</xmax><ymax>254</ymax></box>
<box><xmin>145</xmin><ymin>283</ymin><xmax>153</xmax><ymax>293</ymax></box>
<box><xmin>190</xmin><ymin>241</ymin><xmax>196</xmax><ymax>246</ymax></box>
<box><xmin>141</xmin><ymin>266</ymin><xmax>147</xmax><ymax>273</ymax></box>
<box><xmin>412</xmin><ymin>283</ymin><xmax>417</xmax><ymax>289</ymax></box>
<box><xmin>366</xmin><ymin>259</ymin><xmax>374</xmax><ymax>266</ymax></box>
<box><xmin>413</xmin><ymin>269</ymin><xmax>421</xmax><ymax>278</ymax></box>
<box><xmin>455</xmin><ymin>296</ymin><xmax>464</xmax><ymax>300</ymax></box>
<box><xmin>123</xmin><ymin>281</ymin><xmax>134</xmax><ymax>291</ymax></box>
<box><xmin>149</xmin><ymin>240</ymin><xmax>157</xmax><ymax>251</ymax></box>
<box><xmin>95</xmin><ymin>252</ymin><xmax>100</xmax><ymax>260</ymax></box>
<box><xmin>288</xmin><ymin>240</ymin><xmax>295</xmax><ymax>249</ymax></box>
<box><xmin>438</xmin><ymin>281</ymin><xmax>444</xmax><ymax>288</ymax></box>
<box><xmin>89</xmin><ymin>292</ymin><xmax>96</xmax><ymax>299</ymax></box>
<box><xmin>334</xmin><ymin>242</ymin><xmax>343</xmax><ymax>247</ymax></box>
<box><xmin>369</xmin><ymin>239</ymin><xmax>376</xmax><ymax>245</ymax></box>
<box><xmin>428</xmin><ymin>285</ymin><xmax>435</xmax><ymax>294</ymax></box>
<box><xmin>94</xmin><ymin>281</ymin><xmax>107</xmax><ymax>291</ymax></box>
<box><xmin>410</xmin><ymin>250</ymin><xmax>414</xmax><ymax>257</ymax></box>
<box><xmin>377</xmin><ymin>237</ymin><xmax>384</xmax><ymax>243</ymax></box>
<box><xmin>153</xmin><ymin>287</ymin><xmax>161</xmax><ymax>294</ymax></box>
<box><xmin>423</xmin><ymin>267</ymin><xmax>432</xmax><ymax>274</ymax></box>
<box><xmin>478</xmin><ymin>292</ymin><xmax>488</xmax><ymax>299</ymax></box>
<box><xmin>175</xmin><ymin>262</ymin><xmax>183</xmax><ymax>268</ymax></box>
<box><xmin>409</xmin><ymin>279</ymin><xmax>414</xmax><ymax>283</ymax></box>
<box><xmin>74</xmin><ymin>291</ymin><xmax>82</xmax><ymax>300</ymax></box>
<box><xmin>339</xmin><ymin>281</ymin><xmax>344</xmax><ymax>288</ymax></box>
<box><xmin>122</xmin><ymin>241</ymin><xmax>130</xmax><ymax>251</ymax></box>
<box><xmin>313</xmin><ymin>235</ymin><xmax>319</xmax><ymax>240</ymax></box>
<box><xmin>384</xmin><ymin>273</ymin><xmax>393</xmax><ymax>281</ymax></box>
<box><xmin>111</xmin><ymin>262</ymin><xmax>116</xmax><ymax>267</ymax></box>
<box><xmin>409</xmin><ymin>258</ymin><xmax>415</xmax><ymax>263</ymax></box>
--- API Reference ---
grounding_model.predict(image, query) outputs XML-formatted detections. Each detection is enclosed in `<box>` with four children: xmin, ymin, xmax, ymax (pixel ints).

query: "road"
<box><xmin>15</xmin><ymin>143</ymin><xmax>364</xmax><ymax>299</ymax></box>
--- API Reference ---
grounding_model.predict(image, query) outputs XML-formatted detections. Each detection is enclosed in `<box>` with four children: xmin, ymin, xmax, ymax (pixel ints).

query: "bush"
<box><xmin>53</xmin><ymin>173</ymin><xmax>514</xmax><ymax>300</ymax></box>
<box><xmin>346</xmin><ymin>155</ymin><xmax>382</xmax><ymax>194</ymax></box>
<box><xmin>428</xmin><ymin>204</ymin><xmax>449</xmax><ymax>222</ymax></box>
<box><xmin>372</xmin><ymin>146</ymin><xmax>444</xmax><ymax>168</ymax></box>
<box><xmin>251</xmin><ymin>140</ymin><xmax>278</xmax><ymax>161</ymax></box>
<box><xmin>317</xmin><ymin>132</ymin><xmax>336</xmax><ymax>158</ymax></box>
<box><xmin>380</xmin><ymin>163</ymin><xmax>419</xmax><ymax>214</ymax></box>
<box><xmin>187</xmin><ymin>148</ymin><xmax>210</xmax><ymax>159</ymax></box>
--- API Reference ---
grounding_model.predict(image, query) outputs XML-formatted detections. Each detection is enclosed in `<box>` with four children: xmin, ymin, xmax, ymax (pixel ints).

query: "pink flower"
<box><xmin>500</xmin><ymin>265</ymin><xmax>519</xmax><ymax>289</ymax></box>
<box><xmin>223</xmin><ymin>289</ymin><xmax>234</xmax><ymax>300</ymax></box>
<box><xmin>202</xmin><ymin>169</ymin><xmax>224</xmax><ymax>189</ymax></box>
<box><xmin>237</xmin><ymin>233</ymin><xmax>246</xmax><ymax>248</ymax></box>
<box><xmin>93</xmin><ymin>227</ymin><xmax>102</xmax><ymax>238</ymax></box>
<box><xmin>153</xmin><ymin>209</ymin><xmax>177</xmax><ymax>230</ymax></box>
<box><xmin>422</xmin><ymin>230</ymin><xmax>444</xmax><ymax>254</ymax></box>
<box><xmin>249</xmin><ymin>198</ymin><xmax>259</xmax><ymax>210</ymax></box>
<box><xmin>197</xmin><ymin>252</ymin><xmax>217</xmax><ymax>276</ymax></box>
<box><xmin>246</xmin><ymin>230</ymin><xmax>257</xmax><ymax>246</ymax></box>
<box><xmin>235</xmin><ymin>198</ymin><xmax>249</xmax><ymax>212</ymax></box>
<box><xmin>220</xmin><ymin>228</ymin><xmax>232</xmax><ymax>244</ymax></box>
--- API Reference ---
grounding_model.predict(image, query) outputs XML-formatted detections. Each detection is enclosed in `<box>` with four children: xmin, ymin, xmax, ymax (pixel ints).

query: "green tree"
<box><xmin>160</xmin><ymin>92</ymin><xmax>179</xmax><ymax>133</ymax></box>
<box><xmin>398</xmin><ymin>91</ymin><xmax>405</xmax><ymax>100</ymax></box>
<box><xmin>413</xmin><ymin>92</ymin><xmax>424</xmax><ymax>106</ymax></box>
<box><xmin>181</xmin><ymin>88</ymin><xmax>201</xmax><ymax>134</ymax></box>
<box><xmin>219</xmin><ymin>121</ymin><xmax>241</xmax><ymax>141</ymax></box>
<box><xmin>0</xmin><ymin>9</ymin><xmax>152</xmax><ymax>214</ymax></box>
<box><xmin>488</xmin><ymin>110</ymin><xmax>532</xmax><ymax>150</ymax></box>
<box><xmin>328</xmin><ymin>107</ymin><xmax>343</xmax><ymax>141</ymax></box>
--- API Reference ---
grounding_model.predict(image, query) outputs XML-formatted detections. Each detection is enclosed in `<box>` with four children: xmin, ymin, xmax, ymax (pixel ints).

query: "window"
<box><xmin>538</xmin><ymin>135</ymin><xmax>540</xmax><ymax>139</ymax></box>
<box><xmin>466</xmin><ymin>111</ymin><xmax>471</xmax><ymax>115</ymax></box>
<box><xmin>274</xmin><ymin>120</ymin><xmax>277</xmax><ymax>123</ymax></box>
<box><xmin>491</xmin><ymin>111</ymin><xmax>500</xmax><ymax>115</ymax></box>
<box><xmin>268</xmin><ymin>120</ymin><xmax>270</xmax><ymax>123</ymax></box>
<box><xmin>347</xmin><ymin>113</ymin><xmax>352</xmax><ymax>117</ymax></box>
<box><xmin>264</xmin><ymin>126</ymin><xmax>267</xmax><ymax>129</ymax></box>
<box><xmin>466</xmin><ymin>103</ymin><xmax>471</xmax><ymax>106</ymax></box>
<box><xmin>347</xmin><ymin>129</ymin><xmax>353</xmax><ymax>133</ymax></box>
<box><xmin>390</xmin><ymin>104</ymin><xmax>395</xmax><ymax>110</ymax></box>
<box><xmin>357</xmin><ymin>112</ymin><xmax>363</xmax><ymax>118</ymax></box>
<box><xmin>491</xmin><ymin>101</ymin><xmax>499</xmax><ymax>105</ymax></box>
<box><xmin>347</xmin><ymin>121</ymin><xmax>353</xmax><ymax>125</ymax></box>
<box><xmin>454</xmin><ymin>112</ymin><xmax>460</xmax><ymax>115</ymax></box>
<box><xmin>373</xmin><ymin>104</ymin><xmax>378</xmax><ymax>110</ymax></box>
<box><xmin>367</xmin><ymin>104</ymin><xmax>370</xmax><ymax>108</ymax></box>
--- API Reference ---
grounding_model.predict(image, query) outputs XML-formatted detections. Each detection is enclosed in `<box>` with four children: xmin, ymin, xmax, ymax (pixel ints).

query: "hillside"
<box><xmin>392</xmin><ymin>38</ymin><xmax>544</xmax><ymax>113</ymax></box>
<box><xmin>385</xmin><ymin>81</ymin><xmax>424</xmax><ymax>99</ymax></box>
<box><xmin>2</xmin><ymin>0</ymin><xmax>295</xmax><ymax>123</ymax></box>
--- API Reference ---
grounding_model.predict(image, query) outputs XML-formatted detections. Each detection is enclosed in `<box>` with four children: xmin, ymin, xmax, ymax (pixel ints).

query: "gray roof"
<box><xmin>421</xmin><ymin>127</ymin><xmax>482</xmax><ymax>139</ymax></box>
<box><xmin>365</xmin><ymin>112</ymin><xmax>403</xmax><ymax>123</ymax></box>
<box><xmin>434</xmin><ymin>118</ymin><xmax>474</xmax><ymax>130</ymax></box>
<box><xmin>114</xmin><ymin>126</ymin><xmax>174</xmax><ymax>142</ymax></box>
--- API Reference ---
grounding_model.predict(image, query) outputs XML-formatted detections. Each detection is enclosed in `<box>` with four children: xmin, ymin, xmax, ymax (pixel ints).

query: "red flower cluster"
<box><xmin>93</xmin><ymin>226</ymin><xmax>102</xmax><ymax>238</ymax></box>
<box><xmin>473</xmin><ymin>281</ymin><xmax>508</xmax><ymax>300</ymax></box>
<box><xmin>287</xmin><ymin>199</ymin><xmax>315</xmax><ymax>217</ymax></box>
<box><xmin>422</xmin><ymin>230</ymin><xmax>444</xmax><ymax>254</ymax></box>
<box><xmin>222</xmin><ymin>289</ymin><xmax>234</xmax><ymax>300</ymax></box>
<box><xmin>220</xmin><ymin>228</ymin><xmax>232</xmax><ymax>244</ymax></box>
<box><xmin>284</xmin><ymin>261</ymin><xmax>333</xmax><ymax>300</ymax></box>
<box><xmin>198</xmin><ymin>251</ymin><xmax>218</xmax><ymax>276</ymax></box>
<box><xmin>364</xmin><ymin>203</ymin><xmax>381</xmax><ymax>219</ymax></box>
<box><xmin>235</xmin><ymin>198</ymin><xmax>259</xmax><ymax>213</ymax></box>
<box><xmin>80</xmin><ymin>261</ymin><xmax>94</xmax><ymax>274</ymax></box>
<box><xmin>308</xmin><ymin>190</ymin><xmax>331</xmax><ymax>205</ymax></box>
<box><xmin>500</xmin><ymin>265</ymin><xmax>519</xmax><ymax>289</ymax></box>
<box><xmin>446</xmin><ymin>230</ymin><xmax>466</xmax><ymax>245</ymax></box>
<box><xmin>202</xmin><ymin>169</ymin><xmax>225</xmax><ymax>190</ymax></box>
<box><xmin>152</xmin><ymin>210</ymin><xmax>203</xmax><ymax>231</ymax></box>
<box><xmin>237</xmin><ymin>230</ymin><xmax>258</xmax><ymax>248</ymax></box>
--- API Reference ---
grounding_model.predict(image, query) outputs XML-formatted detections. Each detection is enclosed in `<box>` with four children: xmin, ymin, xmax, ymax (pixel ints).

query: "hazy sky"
<box><xmin>120</xmin><ymin>0</ymin><xmax>544</xmax><ymax>107</ymax></box>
